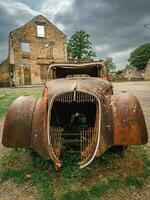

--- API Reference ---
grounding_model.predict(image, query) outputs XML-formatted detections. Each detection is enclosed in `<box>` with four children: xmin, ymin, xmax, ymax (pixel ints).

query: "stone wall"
<box><xmin>0</xmin><ymin>59</ymin><xmax>10</xmax><ymax>87</ymax></box>
<box><xmin>144</xmin><ymin>60</ymin><xmax>150</xmax><ymax>80</ymax></box>
<box><xmin>123</xmin><ymin>67</ymin><xmax>145</xmax><ymax>81</ymax></box>
<box><xmin>122</xmin><ymin>63</ymin><xmax>150</xmax><ymax>81</ymax></box>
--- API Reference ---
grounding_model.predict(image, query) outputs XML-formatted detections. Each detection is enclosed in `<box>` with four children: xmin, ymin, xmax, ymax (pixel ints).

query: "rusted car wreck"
<box><xmin>2</xmin><ymin>61</ymin><xmax>148</xmax><ymax>169</ymax></box>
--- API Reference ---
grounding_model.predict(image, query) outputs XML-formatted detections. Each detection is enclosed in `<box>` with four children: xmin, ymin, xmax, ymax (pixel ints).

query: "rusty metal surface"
<box><xmin>46</xmin><ymin>77</ymin><xmax>112</xmax><ymax>102</ymax></box>
<box><xmin>96</xmin><ymin>95</ymin><xmax>114</xmax><ymax>157</ymax></box>
<box><xmin>48</xmin><ymin>62</ymin><xmax>110</xmax><ymax>81</ymax></box>
<box><xmin>2</xmin><ymin>96</ymin><xmax>37</xmax><ymax>147</ymax></box>
<box><xmin>30</xmin><ymin>87</ymin><xmax>50</xmax><ymax>160</ymax></box>
<box><xmin>2</xmin><ymin>61</ymin><xmax>148</xmax><ymax>169</ymax></box>
<box><xmin>111</xmin><ymin>92</ymin><xmax>148</xmax><ymax>145</ymax></box>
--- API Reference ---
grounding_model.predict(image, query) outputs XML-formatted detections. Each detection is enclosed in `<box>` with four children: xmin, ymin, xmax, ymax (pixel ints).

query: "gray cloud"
<box><xmin>0</xmin><ymin>0</ymin><xmax>150</xmax><ymax>69</ymax></box>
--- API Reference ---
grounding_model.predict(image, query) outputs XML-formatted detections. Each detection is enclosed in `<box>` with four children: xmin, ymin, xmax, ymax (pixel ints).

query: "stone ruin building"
<box><xmin>0</xmin><ymin>15</ymin><xmax>67</xmax><ymax>86</ymax></box>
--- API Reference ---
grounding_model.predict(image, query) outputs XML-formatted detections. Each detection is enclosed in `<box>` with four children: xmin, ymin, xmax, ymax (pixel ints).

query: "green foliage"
<box><xmin>61</xmin><ymin>189</ymin><xmax>90</xmax><ymax>200</ymax></box>
<box><xmin>49</xmin><ymin>154</ymin><xmax>89</xmax><ymax>178</ymax></box>
<box><xmin>67</xmin><ymin>30</ymin><xmax>96</xmax><ymax>60</ymax></box>
<box><xmin>30</xmin><ymin>150</ymin><xmax>50</xmax><ymax>169</ymax></box>
<box><xmin>0</xmin><ymin>168</ymin><xmax>27</xmax><ymax>185</ymax></box>
<box><xmin>129</xmin><ymin>43</ymin><xmax>150</xmax><ymax>69</ymax></box>
<box><xmin>104</xmin><ymin>57</ymin><xmax>117</xmax><ymax>72</ymax></box>
<box><xmin>116</xmin><ymin>69</ymin><xmax>123</xmax><ymax>75</ymax></box>
<box><xmin>60</xmin><ymin>154</ymin><xmax>82</xmax><ymax>177</ymax></box>
<box><xmin>135</xmin><ymin>146</ymin><xmax>150</xmax><ymax>180</ymax></box>
<box><xmin>31</xmin><ymin>170</ymin><xmax>54</xmax><ymax>200</ymax></box>
<box><xmin>108</xmin><ymin>178</ymin><xmax>122</xmax><ymax>190</ymax></box>
<box><xmin>124</xmin><ymin>175</ymin><xmax>144</xmax><ymax>188</ymax></box>
<box><xmin>89</xmin><ymin>182</ymin><xmax>110</xmax><ymax>197</ymax></box>
<box><xmin>89</xmin><ymin>178</ymin><xmax>121</xmax><ymax>197</ymax></box>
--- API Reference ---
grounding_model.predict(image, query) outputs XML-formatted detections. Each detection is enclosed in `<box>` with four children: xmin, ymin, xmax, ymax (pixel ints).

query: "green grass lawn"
<box><xmin>1</xmin><ymin>146</ymin><xmax>150</xmax><ymax>200</ymax></box>
<box><xmin>0</xmin><ymin>91</ymin><xmax>150</xmax><ymax>200</ymax></box>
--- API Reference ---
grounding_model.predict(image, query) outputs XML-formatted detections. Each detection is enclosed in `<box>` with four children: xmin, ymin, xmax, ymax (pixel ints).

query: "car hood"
<box><xmin>46</xmin><ymin>77</ymin><xmax>112</xmax><ymax>100</ymax></box>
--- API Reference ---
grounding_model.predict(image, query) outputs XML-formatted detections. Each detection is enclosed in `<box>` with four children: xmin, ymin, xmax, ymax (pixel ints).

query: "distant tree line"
<box><xmin>129</xmin><ymin>43</ymin><xmax>150</xmax><ymax>69</ymax></box>
<box><xmin>67</xmin><ymin>30</ymin><xmax>150</xmax><ymax>71</ymax></box>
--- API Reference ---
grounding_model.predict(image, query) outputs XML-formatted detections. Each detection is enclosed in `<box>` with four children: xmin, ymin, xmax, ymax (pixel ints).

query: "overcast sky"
<box><xmin>0</xmin><ymin>0</ymin><xmax>150</xmax><ymax>69</ymax></box>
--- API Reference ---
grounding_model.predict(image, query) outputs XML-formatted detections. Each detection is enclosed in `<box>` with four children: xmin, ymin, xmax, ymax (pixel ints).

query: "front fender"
<box><xmin>30</xmin><ymin>96</ymin><xmax>50</xmax><ymax>160</ymax></box>
<box><xmin>2</xmin><ymin>96</ymin><xmax>37</xmax><ymax>147</ymax></box>
<box><xmin>111</xmin><ymin>92</ymin><xmax>148</xmax><ymax>145</ymax></box>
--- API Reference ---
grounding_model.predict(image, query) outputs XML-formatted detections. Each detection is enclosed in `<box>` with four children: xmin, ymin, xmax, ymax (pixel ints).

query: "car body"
<box><xmin>2</xmin><ymin>61</ymin><xmax>148</xmax><ymax>169</ymax></box>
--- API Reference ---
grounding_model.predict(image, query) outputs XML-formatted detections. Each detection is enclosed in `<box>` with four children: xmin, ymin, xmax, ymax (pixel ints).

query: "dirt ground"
<box><xmin>0</xmin><ymin>81</ymin><xmax>150</xmax><ymax>200</ymax></box>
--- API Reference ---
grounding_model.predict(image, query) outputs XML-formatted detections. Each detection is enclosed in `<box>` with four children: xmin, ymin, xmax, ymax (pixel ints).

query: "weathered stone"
<box><xmin>0</xmin><ymin>15</ymin><xmax>67</xmax><ymax>86</ymax></box>
<box><xmin>123</xmin><ymin>66</ymin><xmax>145</xmax><ymax>81</ymax></box>
<box><xmin>0</xmin><ymin>59</ymin><xmax>10</xmax><ymax>87</ymax></box>
<box><xmin>144</xmin><ymin>60</ymin><xmax>150</xmax><ymax>80</ymax></box>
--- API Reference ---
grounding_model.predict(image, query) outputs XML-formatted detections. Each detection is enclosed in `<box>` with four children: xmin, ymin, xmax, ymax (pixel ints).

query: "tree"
<box><xmin>116</xmin><ymin>69</ymin><xmax>123</xmax><ymax>75</ymax></box>
<box><xmin>67</xmin><ymin>30</ymin><xmax>96</xmax><ymax>60</ymax></box>
<box><xmin>104</xmin><ymin>57</ymin><xmax>117</xmax><ymax>72</ymax></box>
<box><xmin>129</xmin><ymin>43</ymin><xmax>150</xmax><ymax>69</ymax></box>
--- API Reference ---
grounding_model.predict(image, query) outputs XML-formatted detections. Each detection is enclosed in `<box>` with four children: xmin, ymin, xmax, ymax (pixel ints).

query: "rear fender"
<box><xmin>2</xmin><ymin>96</ymin><xmax>37</xmax><ymax>147</ymax></box>
<box><xmin>111</xmin><ymin>92</ymin><xmax>148</xmax><ymax>145</ymax></box>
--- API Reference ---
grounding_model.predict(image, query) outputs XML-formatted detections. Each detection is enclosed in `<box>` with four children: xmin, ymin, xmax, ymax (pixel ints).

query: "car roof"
<box><xmin>49</xmin><ymin>61</ymin><xmax>105</xmax><ymax>69</ymax></box>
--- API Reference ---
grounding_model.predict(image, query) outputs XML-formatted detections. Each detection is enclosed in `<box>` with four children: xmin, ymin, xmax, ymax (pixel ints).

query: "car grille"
<box><xmin>49</xmin><ymin>91</ymin><xmax>100</xmax><ymax>168</ymax></box>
